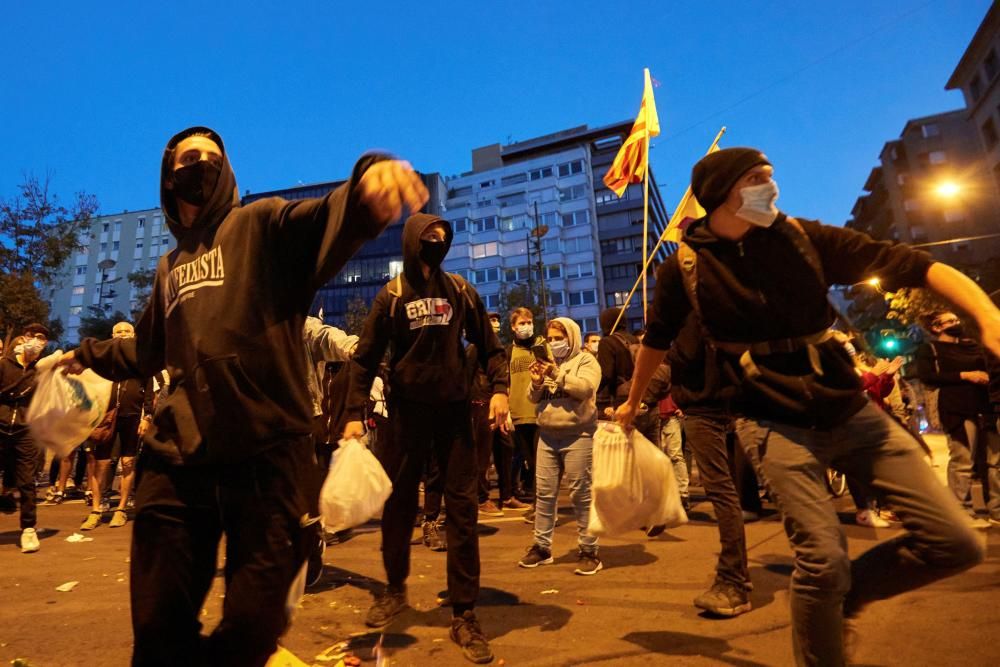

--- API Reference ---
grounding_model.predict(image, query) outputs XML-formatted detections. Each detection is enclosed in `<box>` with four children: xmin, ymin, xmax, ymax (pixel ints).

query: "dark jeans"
<box><xmin>0</xmin><ymin>429</ymin><xmax>37</xmax><ymax>530</ymax></box>
<box><xmin>728</xmin><ymin>428</ymin><xmax>762</xmax><ymax>514</ymax></box>
<box><xmin>511</xmin><ymin>423</ymin><xmax>538</xmax><ymax>495</ymax></box>
<box><xmin>683</xmin><ymin>411</ymin><xmax>751</xmax><ymax>590</ymax></box>
<box><xmin>130</xmin><ymin>437</ymin><xmax>318</xmax><ymax>667</ymax></box>
<box><xmin>736</xmin><ymin>402</ymin><xmax>985</xmax><ymax>667</ymax></box>
<box><xmin>473</xmin><ymin>401</ymin><xmax>513</xmax><ymax>504</ymax></box>
<box><xmin>377</xmin><ymin>399</ymin><xmax>480</xmax><ymax>608</ymax></box>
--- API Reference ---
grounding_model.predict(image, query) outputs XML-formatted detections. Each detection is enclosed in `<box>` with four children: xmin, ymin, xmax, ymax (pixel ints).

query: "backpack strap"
<box><xmin>387</xmin><ymin>275</ymin><xmax>403</xmax><ymax>319</ymax></box>
<box><xmin>777</xmin><ymin>216</ymin><xmax>825</xmax><ymax>286</ymax></box>
<box><xmin>446</xmin><ymin>273</ymin><xmax>477</xmax><ymax>311</ymax></box>
<box><xmin>676</xmin><ymin>242</ymin><xmax>704</xmax><ymax>326</ymax></box>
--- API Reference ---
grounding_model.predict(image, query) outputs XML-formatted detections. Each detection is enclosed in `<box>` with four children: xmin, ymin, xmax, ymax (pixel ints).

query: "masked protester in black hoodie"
<box><xmin>617</xmin><ymin>148</ymin><xmax>994</xmax><ymax>667</ymax></box>
<box><xmin>57</xmin><ymin>127</ymin><xmax>428</xmax><ymax>667</ymax></box>
<box><xmin>345</xmin><ymin>213</ymin><xmax>509</xmax><ymax>665</ymax></box>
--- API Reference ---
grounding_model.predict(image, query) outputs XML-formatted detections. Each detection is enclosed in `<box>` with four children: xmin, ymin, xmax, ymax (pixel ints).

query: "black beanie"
<box><xmin>599</xmin><ymin>308</ymin><xmax>622</xmax><ymax>336</ymax></box>
<box><xmin>691</xmin><ymin>147</ymin><xmax>771</xmax><ymax>214</ymax></box>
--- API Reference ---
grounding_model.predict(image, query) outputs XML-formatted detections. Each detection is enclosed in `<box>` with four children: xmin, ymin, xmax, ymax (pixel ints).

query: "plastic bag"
<box><xmin>319</xmin><ymin>438</ymin><xmax>393</xmax><ymax>533</ymax></box>
<box><xmin>589</xmin><ymin>421</ymin><xmax>687</xmax><ymax>536</ymax></box>
<box><xmin>26</xmin><ymin>350</ymin><xmax>112</xmax><ymax>459</ymax></box>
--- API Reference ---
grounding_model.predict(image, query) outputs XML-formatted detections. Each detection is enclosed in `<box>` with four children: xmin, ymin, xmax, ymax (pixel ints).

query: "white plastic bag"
<box><xmin>589</xmin><ymin>421</ymin><xmax>687</xmax><ymax>536</ymax></box>
<box><xmin>26</xmin><ymin>350</ymin><xmax>113</xmax><ymax>459</ymax></box>
<box><xmin>319</xmin><ymin>438</ymin><xmax>393</xmax><ymax>533</ymax></box>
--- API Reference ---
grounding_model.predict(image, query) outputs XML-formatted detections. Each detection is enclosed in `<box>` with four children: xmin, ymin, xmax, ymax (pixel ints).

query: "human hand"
<box><xmin>138</xmin><ymin>417</ymin><xmax>152</xmax><ymax>437</ymax></box>
<box><xmin>343</xmin><ymin>420</ymin><xmax>366</xmax><ymax>441</ymax></box>
<box><xmin>357</xmin><ymin>160</ymin><xmax>429</xmax><ymax>227</ymax></box>
<box><xmin>961</xmin><ymin>370</ymin><xmax>990</xmax><ymax>385</ymax></box>
<box><xmin>529</xmin><ymin>361</ymin><xmax>547</xmax><ymax>385</ymax></box>
<box><xmin>871</xmin><ymin>359</ymin><xmax>890</xmax><ymax>376</ymax></box>
<box><xmin>489</xmin><ymin>393</ymin><xmax>510</xmax><ymax>434</ymax></box>
<box><xmin>54</xmin><ymin>350</ymin><xmax>87</xmax><ymax>375</ymax></box>
<box><xmin>613</xmin><ymin>401</ymin><xmax>639</xmax><ymax>430</ymax></box>
<box><xmin>887</xmin><ymin>356</ymin><xmax>904</xmax><ymax>375</ymax></box>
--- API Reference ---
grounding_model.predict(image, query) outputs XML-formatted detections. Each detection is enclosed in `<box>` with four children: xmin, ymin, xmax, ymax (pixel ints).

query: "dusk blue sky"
<box><xmin>0</xmin><ymin>1</ymin><xmax>987</xmax><ymax>227</ymax></box>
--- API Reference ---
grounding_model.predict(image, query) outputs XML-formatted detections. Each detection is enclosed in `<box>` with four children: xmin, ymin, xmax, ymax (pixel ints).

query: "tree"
<box><xmin>343</xmin><ymin>297</ymin><xmax>370</xmax><ymax>336</ymax></box>
<box><xmin>0</xmin><ymin>173</ymin><xmax>99</xmax><ymax>340</ymax></box>
<box><xmin>77</xmin><ymin>305</ymin><xmax>131</xmax><ymax>341</ymax></box>
<box><xmin>128</xmin><ymin>268</ymin><xmax>157</xmax><ymax>320</ymax></box>
<box><xmin>885</xmin><ymin>287</ymin><xmax>952</xmax><ymax>328</ymax></box>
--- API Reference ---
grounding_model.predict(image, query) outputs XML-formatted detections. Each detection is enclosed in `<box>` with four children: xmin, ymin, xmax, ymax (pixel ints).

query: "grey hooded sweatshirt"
<box><xmin>529</xmin><ymin>317</ymin><xmax>601</xmax><ymax>436</ymax></box>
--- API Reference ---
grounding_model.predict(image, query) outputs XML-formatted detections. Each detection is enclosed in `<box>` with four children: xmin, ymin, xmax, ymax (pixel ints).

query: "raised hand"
<box><xmin>356</xmin><ymin>160</ymin><xmax>429</xmax><ymax>227</ymax></box>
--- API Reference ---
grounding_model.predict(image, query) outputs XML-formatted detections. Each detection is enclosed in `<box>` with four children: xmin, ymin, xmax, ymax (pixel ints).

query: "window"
<box><xmin>561</xmin><ymin>210</ymin><xmax>590</xmax><ymax>227</ymax></box>
<box><xmin>100</xmin><ymin>242</ymin><xmax>108</xmax><ymax>252</ymax></box>
<box><xmin>540</xmin><ymin>211</ymin><xmax>558</xmax><ymax>228</ymax></box>
<box><xmin>568</xmin><ymin>289</ymin><xmax>598</xmax><ymax>306</ymax></box>
<box><xmin>504</xmin><ymin>267</ymin><xmax>531</xmax><ymax>282</ymax></box>
<box><xmin>559</xmin><ymin>184</ymin><xmax>587</xmax><ymax>202</ymax></box>
<box><xmin>943</xmin><ymin>209</ymin><xmax>965</xmax><ymax>223</ymax></box>
<box><xmin>452</xmin><ymin>217</ymin><xmax>468</xmax><ymax>233</ymax></box>
<box><xmin>984</xmin><ymin>118</ymin><xmax>999</xmax><ymax>150</ymax></box>
<box><xmin>595</xmin><ymin>189</ymin><xmax>618</xmax><ymax>205</ymax></box>
<box><xmin>389</xmin><ymin>260</ymin><xmax>403</xmax><ymax>278</ymax></box>
<box><xmin>921</xmin><ymin>123</ymin><xmax>940</xmax><ymax>138</ymax></box>
<box><xmin>484</xmin><ymin>293</ymin><xmax>501</xmax><ymax>309</ymax></box>
<box><xmin>102</xmin><ymin>222</ymin><xmax>109</xmax><ymax>233</ymax></box>
<box><xmin>504</xmin><ymin>239</ymin><xmax>528</xmax><ymax>255</ymax></box>
<box><xmin>529</xmin><ymin>167</ymin><xmax>553</xmax><ymax>181</ymax></box>
<box><xmin>607</xmin><ymin>291</ymin><xmax>630</xmax><ymax>307</ymax></box>
<box><xmin>501</xmin><ymin>173</ymin><xmax>527</xmax><ymax>186</ymax></box>
<box><xmin>72</xmin><ymin>286</ymin><xmax>85</xmax><ymax>295</ymax></box>
<box><xmin>897</xmin><ymin>173</ymin><xmax>908</xmax><ymax>186</ymax></box>
<box><xmin>75</xmin><ymin>266</ymin><xmax>87</xmax><ymax>275</ymax></box>
<box><xmin>448</xmin><ymin>185</ymin><xmax>473</xmax><ymax>199</ymax></box>
<box><xmin>113</xmin><ymin>241</ymin><xmax>120</xmax><ymax>251</ymax></box>
<box><xmin>566</xmin><ymin>261</ymin><xmax>595</xmax><ymax>278</ymax></box>
<box><xmin>601</xmin><ymin>237</ymin><xmax>635</xmax><ymax>254</ymax></box>
<box><xmin>161</xmin><ymin>236</ymin><xmax>170</xmax><ymax>246</ymax></box>
<box><xmin>477</xmin><ymin>198</ymin><xmax>495</xmax><ymax>208</ymax></box>
<box><xmin>479</xmin><ymin>180</ymin><xmax>495</xmax><ymax>189</ymax></box>
<box><xmin>548</xmin><ymin>290</ymin><xmax>565</xmax><ymax>307</ymax></box>
<box><xmin>471</xmin><ymin>242</ymin><xmax>499</xmax><ymax>259</ymax></box>
<box><xmin>501</xmin><ymin>214</ymin><xmax>529</xmax><ymax>232</ymax></box>
<box><xmin>473</xmin><ymin>267</ymin><xmax>501</xmax><ymax>284</ymax></box>
<box><xmin>971</xmin><ymin>73</ymin><xmax>984</xmax><ymax>102</ymax></box>
<box><xmin>604</xmin><ymin>263</ymin><xmax>639</xmax><ymax>281</ymax></box>
<box><xmin>114</xmin><ymin>220</ymin><xmax>122</xmax><ymax>231</ymax></box>
<box><xmin>472</xmin><ymin>215</ymin><xmax>498</xmax><ymax>233</ymax></box>
<box><xmin>540</xmin><ymin>238</ymin><xmax>561</xmax><ymax>253</ymax></box>
<box><xmin>69</xmin><ymin>306</ymin><xmax>83</xmax><ymax>316</ymax></box>
<box><xmin>580</xmin><ymin>318</ymin><xmax>598</xmax><ymax>334</ymax></box>
<box><xmin>564</xmin><ymin>236</ymin><xmax>592</xmax><ymax>253</ymax></box>
<box><xmin>498</xmin><ymin>192</ymin><xmax>526</xmax><ymax>207</ymax></box>
<box><xmin>986</xmin><ymin>48</ymin><xmax>1000</xmax><ymax>81</ymax></box>
<box><xmin>148</xmin><ymin>259</ymin><xmax>157</xmax><ymax>270</ymax></box>
<box><xmin>557</xmin><ymin>160</ymin><xmax>584</xmax><ymax>177</ymax></box>
<box><xmin>903</xmin><ymin>199</ymin><xmax>920</xmax><ymax>212</ymax></box>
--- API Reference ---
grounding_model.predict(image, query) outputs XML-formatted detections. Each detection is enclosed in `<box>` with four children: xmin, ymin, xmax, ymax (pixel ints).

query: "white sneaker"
<box><xmin>20</xmin><ymin>528</ymin><xmax>40</xmax><ymax>553</ymax></box>
<box><xmin>856</xmin><ymin>509</ymin><xmax>890</xmax><ymax>528</ymax></box>
<box><xmin>969</xmin><ymin>516</ymin><xmax>991</xmax><ymax>530</ymax></box>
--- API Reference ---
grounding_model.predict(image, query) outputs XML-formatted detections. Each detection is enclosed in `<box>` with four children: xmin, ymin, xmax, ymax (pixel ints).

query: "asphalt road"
<box><xmin>2</xmin><ymin>436</ymin><xmax>999</xmax><ymax>666</ymax></box>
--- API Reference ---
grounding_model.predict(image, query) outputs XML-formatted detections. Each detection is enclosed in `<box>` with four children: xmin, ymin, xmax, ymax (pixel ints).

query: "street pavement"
<box><xmin>1</xmin><ymin>435</ymin><xmax>999</xmax><ymax>666</ymax></box>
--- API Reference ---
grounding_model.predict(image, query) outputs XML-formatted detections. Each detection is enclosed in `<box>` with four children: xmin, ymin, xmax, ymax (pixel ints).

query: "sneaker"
<box><xmin>694</xmin><ymin>581</ymin><xmax>752</xmax><ymax>617</ymax></box>
<box><xmin>423</xmin><ymin>520</ymin><xmax>447</xmax><ymax>552</ymax></box>
<box><xmin>574</xmin><ymin>550</ymin><xmax>603</xmax><ymax>576</ymax></box>
<box><xmin>109</xmin><ymin>510</ymin><xmax>128</xmax><ymax>528</ymax></box>
<box><xmin>517</xmin><ymin>544</ymin><xmax>553</xmax><ymax>568</ymax></box>
<box><xmin>80</xmin><ymin>511</ymin><xmax>101</xmax><ymax>531</ymax></box>
<box><xmin>449</xmin><ymin>610</ymin><xmax>494</xmax><ymax>664</ymax></box>
<box><xmin>44</xmin><ymin>488</ymin><xmax>56</xmax><ymax>502</ymax></box>
<box><xmin>365</xmin><ymin>587</ymin><xmax>408</xmax><ymax>628</ymax></box>
<box><xmin>742</xmin><ymin>510</ymin><xmax>761</xmax><ymax>523</ymax></box>
<box><xmin>502</xmin><ymin>497</ymin><xmax>531</xmax><ymax>511</ymax></box>
<box><xmin>856</xmin><ymin>509</ymin><xmax>890</xmax><ymax>528</ymax></box>
<box><xmin>51</xmin><ymin>491</ymin><xmax>65</xmax><ymax>505</ymax></box>
<box><xmin>478</xmin><ymin>500</ymin><xmax>504</xmax><ymax>517</ymax></box>
<box><xmin>878</xmin><ymin>509</ymin><xmax>901</xmax><ymax>523</ymax></box>
<box><xmin>969</xmin><ymin>516</ymin><xmax>991</xmax><ymax>530</ymax></box>
<box><xmin>522</xmin><ymin>508</ymin><xmax>535</xmax><ymax>524</ymax></box>
<box><xmin>20</xmin><ymin>528</ymin><xmax>40</xmax><ymax>553</ymax></box>
<box><xmin>645</xmin><ymin>524</ymin><xmax>667</xmax><ymax>538</ymax></box>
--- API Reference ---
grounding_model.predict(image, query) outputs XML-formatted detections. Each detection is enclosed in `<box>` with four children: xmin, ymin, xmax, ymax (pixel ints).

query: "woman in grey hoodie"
<box><xmin>517</xmin><ymin>317</ymin><xmax>603</xmax><ymax>575</ymax></box>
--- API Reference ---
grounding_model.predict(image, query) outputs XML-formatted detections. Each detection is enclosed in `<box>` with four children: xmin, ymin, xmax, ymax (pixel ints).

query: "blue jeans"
<box><xmin>736</xmin><ymin>402</ymin><xmax>984</xmax><ymax>667</ymax></box>
<box><xmin>659</xmin><ymin>416</ymin><xmax>688</xmax><ymax>498</ymax></box>
<box><xmin>533</xmin><ymin>431</ymin><xmax>597</xmax><ymax>553</ymax></box>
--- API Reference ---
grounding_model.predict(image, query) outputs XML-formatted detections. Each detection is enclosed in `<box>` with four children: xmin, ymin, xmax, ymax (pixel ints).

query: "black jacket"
<box><xmin>347</xmin><ymin>214</ymin><xmax>508</xmax><ymax>417</ymax></box>
<box><xmin>596</xmin><ymin>332</ymin><xmax>637</xmax><ymax>411</ymax></box>
<box><xmin>915</xmin><ymin>339</ymin><xmax>989</xmax><ymax>427</ymax></box>
<box><xmin>0</xmin><ymin>355</ymin><xmax>41</xmax><ymax>433</ymax></box>
<box><xmin>644</xmin><ymin>214</ymin><xmax>933</xmax><ymax>427</ymax></box>
<box><xmin>76</xmin><ymin>126</ymin><xmax>385</xmax><ymax>465</ymax></box>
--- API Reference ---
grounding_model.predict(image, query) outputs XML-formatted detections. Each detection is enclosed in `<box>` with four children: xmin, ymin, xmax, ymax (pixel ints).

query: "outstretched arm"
<box><xmin>926</xmin><ymin>262</ymin><xmax>1000</xmax><ymax>358</ymax></box>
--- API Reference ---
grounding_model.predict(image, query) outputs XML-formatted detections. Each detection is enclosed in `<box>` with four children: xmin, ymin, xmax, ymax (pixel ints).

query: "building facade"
<box><xmin>441</xmin><ymin>121</ymin><xmax>669</xmax><ymax>336</ymax></box>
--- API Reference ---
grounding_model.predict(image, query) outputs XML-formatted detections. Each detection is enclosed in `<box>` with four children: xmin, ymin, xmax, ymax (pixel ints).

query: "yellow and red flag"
<box><xmin>603</xmin><ymin>69</ymin><xmax>660</xmax><ymax>197</ymax></box>
<box><xmin>663</xmin><ymin>133</ymin><xmax>724</xmax><ymax>242</ymax></box>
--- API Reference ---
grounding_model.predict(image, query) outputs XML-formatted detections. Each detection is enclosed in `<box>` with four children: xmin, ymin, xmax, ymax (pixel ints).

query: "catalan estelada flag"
<box><xmin>663</xmin><ymin>132</ymin><xmax>724</xmax><ymax>242</ymax></box>
<box><xmin>603</xmin><ymin>68</ymin><xmax>660</xmax><ymax>197</ymax></box>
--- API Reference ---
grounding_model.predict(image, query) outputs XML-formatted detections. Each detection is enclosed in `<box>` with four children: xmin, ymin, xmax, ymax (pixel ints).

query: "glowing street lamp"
<box><xmin>934</xmin><ymin>181</ymin><xmax>961</xmax><ymax>199</ymax></box>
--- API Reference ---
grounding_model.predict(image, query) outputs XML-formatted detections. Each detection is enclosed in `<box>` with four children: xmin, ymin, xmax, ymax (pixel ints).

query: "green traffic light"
<box><xmin>883</xmin><ymin>338</ymin><xmax>898</xmax><ymax>350</ymax></box>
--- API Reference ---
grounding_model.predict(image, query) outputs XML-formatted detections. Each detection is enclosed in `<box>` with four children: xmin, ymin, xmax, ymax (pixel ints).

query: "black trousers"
<box><xmin>0</xmin><ymin>428</ymin><xmax>36</xmax><ymax>530</ymax></box>
<box><xmin>472</xmin><ymin>401</ymin><xmax>514</xmax><ymax>503</ymax></box>
<box><xmin>728</xmin><ymin>429</ymin><xmax>763</xmax><ymax>514</ymax></box>
<box><xmin>511</xmin><ymin>423</ymin><xmax>538</xmax><ymax>494</ymax></box>
<box><xmin>129</xmin><ymin>437</ymin><xmax>318</xmax><ymax>667</ymax></box>
<box><xmin>378</xmin><ymin>399</ymin><xmax>480</xmax><ymax>608</ymax></box>
<box><xmin>684</xmin><ymin>411</ymin><xmax>751</xmax><ymax>590</ymax></box>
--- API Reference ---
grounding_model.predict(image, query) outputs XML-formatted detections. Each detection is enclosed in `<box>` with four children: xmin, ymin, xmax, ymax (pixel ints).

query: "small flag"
<box><xmin>603</xmin><ymin>69</ymin><xmax>660</xmax><ymax>197</ymax></box>
<box><xmin>663</xmin><ymin>132</ymin><xmax>724</xmax><ymax>242</ymax></box>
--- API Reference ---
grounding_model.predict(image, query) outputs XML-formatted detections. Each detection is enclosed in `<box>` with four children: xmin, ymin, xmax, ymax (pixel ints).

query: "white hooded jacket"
<box><xmin>528</xmin><ymin>317</ymin><xmax>601</xmax><ymax>434</ymax></box>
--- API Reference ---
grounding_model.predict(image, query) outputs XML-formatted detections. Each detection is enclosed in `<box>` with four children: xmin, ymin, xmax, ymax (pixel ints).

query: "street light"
<box><xmin>934</xmin><ymin>180</ymin><xmax>961</xmax><ymax>199</ymax></box>
<box><xmin>97</xmin><ymin>258</ymin><xmax>120</xmax><ymax>312</ymax></box>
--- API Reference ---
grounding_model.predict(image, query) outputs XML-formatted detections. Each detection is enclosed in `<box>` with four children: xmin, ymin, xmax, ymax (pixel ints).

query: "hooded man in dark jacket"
<box><xmin>345</xmin><ymin>213</ymin><xmax>509</xmax><ymax>665</ymax></box>
<box><xmin>618</xmin><ymin>147</ymin><xmax>992</xmax><ymax>666</ymax></box>
<box><xmin>57</xmin><ymin>126</ymin><xmax>428</xmax><ymax>667</ymax></box>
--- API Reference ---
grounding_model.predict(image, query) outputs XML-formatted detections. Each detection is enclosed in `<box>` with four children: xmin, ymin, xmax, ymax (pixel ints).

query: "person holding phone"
<box><xmin>517</xmin><ymin>317</ymin><xmax>603</xmax><ymax>575</ymax></box>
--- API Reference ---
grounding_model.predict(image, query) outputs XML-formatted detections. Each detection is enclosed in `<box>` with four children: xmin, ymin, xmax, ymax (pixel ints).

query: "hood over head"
<box><xmin>402</xmin><ymin>213</ymin><xmax>452</xmax><ymax>283</ymax></box>
<box><xmin>599</xmin><ymin>307</ymin><xmax>623</xmax><ymax>336</ymax></box>
<box><xmin>160</xmin><ymin>126</ymin><xmax>240</xmax><ymax>239</ymax></box>
<box><xmin>552</xmin><ymin>316</ymin><xmax>582</xmax><ymax>359</ymax></box>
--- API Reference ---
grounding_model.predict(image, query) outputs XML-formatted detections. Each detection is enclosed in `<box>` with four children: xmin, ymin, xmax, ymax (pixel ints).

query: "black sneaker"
<box><xmin>694</xmin><ymin>581</ymin><xmax>752</xmax><ymax>617</ymax></box>
<box><xmin>573</xmin><ymin>550</ymin><xmax>603</xmax><ymax>576</ymax></box>
<box><xmin>517</xmin><ymin>544</ymin><xmax>553</xmax><ymax>568</ymax></box>
<box><xmin>423</xmin><ymin>520</ymin><xmax>447</xmax><ymax>552</ymax></box>
<box><xmin>450</xmin><ymin>610</ymin><xmax>494</xmax><ymax>664</ymax></box>
<box><xmin>365</xmin><ymin>587</ymin><xmax>408</xmax><ymax>628</ymax></box>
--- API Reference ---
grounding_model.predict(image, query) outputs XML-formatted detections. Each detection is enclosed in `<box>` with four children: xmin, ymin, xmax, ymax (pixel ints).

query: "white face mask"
<box><xmin>736</xmin><ymin>181</ymin><xmax>779</xmax><ymax>227</ymax></box>
<box><xmin>22</xmin><ymin>339</ymin><xmax>44</xmax><ymax>355</ymax></box>
<box><xmin>587</xmin><ymin>341</ymin><xmax>600</xmax><ymax>353</ymax></box>
<box><xmin>549</xmin><ymin>339</ymin><xmax>570</xmax><ymax>359</ymax></box>
<box><xmin>843</xmin><ymin>342</ymin><xmax>856</xmax><ymax>357</ymax></box>
<box><xmin>13</xmin><ymin>344</ymin><xmax>25</xmax><ymax>356</ymax></box>
<box><xmin>514</xmin><ymin>324</ymin><xmax>534</xmax><ymax>340</ymax></box>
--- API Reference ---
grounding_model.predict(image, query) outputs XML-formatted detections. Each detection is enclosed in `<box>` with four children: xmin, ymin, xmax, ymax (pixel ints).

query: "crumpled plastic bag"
<box><xmin>589</xmin><ymin>421</ymin><xmax>687</xmax><ymax>536</ymax></box>
<box><xmin>319</xmin><ymin>438</ymin><xmax>392</xmax><ymax>533</ymax></box>
<box><xmin>26</xmin><ymin>350</ymin><xmax>112</xmax><ymax>458</ymax></box>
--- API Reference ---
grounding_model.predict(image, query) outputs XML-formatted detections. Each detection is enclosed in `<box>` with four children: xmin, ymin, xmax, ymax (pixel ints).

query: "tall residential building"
<box><xmin>48</xmin><ymin>207</ymin><xmax>174</xmax><ymax>344</ymax></box>
<box><xmin>441</xmin><ymin>121</ymin><xmax>669</xmax><ymax>335</ymax></box>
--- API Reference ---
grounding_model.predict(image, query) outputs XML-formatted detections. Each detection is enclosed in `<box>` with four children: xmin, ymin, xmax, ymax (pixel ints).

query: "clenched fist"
<box><xmin>357</xmin><ymin>160</ymin><xmax>429</xmax><ymax>227</ymax></box>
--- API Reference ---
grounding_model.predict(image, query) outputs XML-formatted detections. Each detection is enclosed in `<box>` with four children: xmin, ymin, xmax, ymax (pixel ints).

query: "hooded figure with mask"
<box><xmin>56</xmin><ymin>126</ymin><xmax>428</xmax><ymax>666</ymax></box>
<box><xmin>344</xmin><ymin>213</ymin><xmax>508</xmax><ymax>664</ymax></box>
<box><xmin>916</xmin><ymin>310</ymin><xmax>999</xmax><ymax>527</ymax></box>
<box><xmin>518</xmin><ymin>317</ymin><xmax>602</xmax><ymax>575</ymax></box>
<box><xmin>616</xmin><ymin>147</ymin><xmax>998</xmax><ymax>666</ymax></box>
<box><xmin>0</xmin><ymin>323</ymin><xmax>49</xmax><ymax>554</ymax></box>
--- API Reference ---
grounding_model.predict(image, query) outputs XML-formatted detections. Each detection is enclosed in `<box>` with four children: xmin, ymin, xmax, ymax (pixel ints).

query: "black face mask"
<box><xmin>419</xmin><ymin>239</ymin><xmax>448</xmax><ymax>268</ymax></box>
<box><xmin>171</xmin><ymin>160</ymin><xmax>222</xmax><ymax>206</ymax></box>
<box><xmin>943</xmin><ymin>324</ymin><xmax>964</xmax><ymax>338</ymax></box>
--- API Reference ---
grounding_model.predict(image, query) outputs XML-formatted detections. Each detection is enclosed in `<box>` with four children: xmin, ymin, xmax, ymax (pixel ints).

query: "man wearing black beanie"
<box><xmin>617</xmin><ymin>147</ymin><xmax>994</xmax><ymax>666</ymax></box>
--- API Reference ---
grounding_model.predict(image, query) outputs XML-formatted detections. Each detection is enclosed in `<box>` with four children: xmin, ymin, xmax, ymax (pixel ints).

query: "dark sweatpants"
<box><xmin>129</xmin><ymin>437</ymin><xmax>318</xmax><ymax>667</ymax></box>
<box><xmin>472</xmin><ymin>400</ymin><xmax>514</xmax><ymax>504</ymax></box>
<box><xmin>378</xmin><ymin>399</ymin><xmax>480</xmax><ymax>609</ymax></box>
<box><xmin>0</xmin><ymin>429</ymin><xmax>37</xmax><ymax>530</ymax></box>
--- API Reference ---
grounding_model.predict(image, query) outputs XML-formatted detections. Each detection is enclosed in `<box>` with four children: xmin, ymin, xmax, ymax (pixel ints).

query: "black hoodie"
<box><xmin>346</xmin><ymin>213</ymin><xmax>508</xmax><ymax>417</ymax></box>
<box><xmin>644</xmin><ymin>214</ymin><xmax>933</xmax><ymax>427</ymax></box>
<box><xmin>76</xmin><ymin>126</ymin><xmax>385</xmax><ymax>465</ymax></box>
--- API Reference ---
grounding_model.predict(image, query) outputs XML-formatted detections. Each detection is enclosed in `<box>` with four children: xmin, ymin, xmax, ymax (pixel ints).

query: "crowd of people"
<box><xmin>2</xmin><ymin>130</ymin><xmax>999</xmax><ymax>666</ymax></box>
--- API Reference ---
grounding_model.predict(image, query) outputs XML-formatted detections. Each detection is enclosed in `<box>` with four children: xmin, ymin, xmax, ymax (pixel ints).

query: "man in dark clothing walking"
<box><xmin>58</xmin><ymin>126</ymin><xmax>427</xmax><ymax>667</ymax></box>
<box><xmin>596</xmin><ymin>308</ymin><xmax>658</xmax><ymax>444</ymax></box>
<box><xmin>344</xmin><ymin>213</ymin><xmax>509</xmax><ymax>664</ymax></box>
<box><xmin>618</xmin><ymin>147</ymin><xmax>990</xmax><ymax>666</ymax></box>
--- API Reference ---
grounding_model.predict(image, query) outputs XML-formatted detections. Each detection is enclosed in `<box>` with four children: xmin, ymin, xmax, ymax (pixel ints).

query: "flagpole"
<box><xmin>642</xmin><ymin>122</ymin><xmax>650</xmax><ymax>325</ymax></box>
<box><xmin>609</xmin><ymin>126</ymin><xmax>727</xmax><ymax>336</ymax></box>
